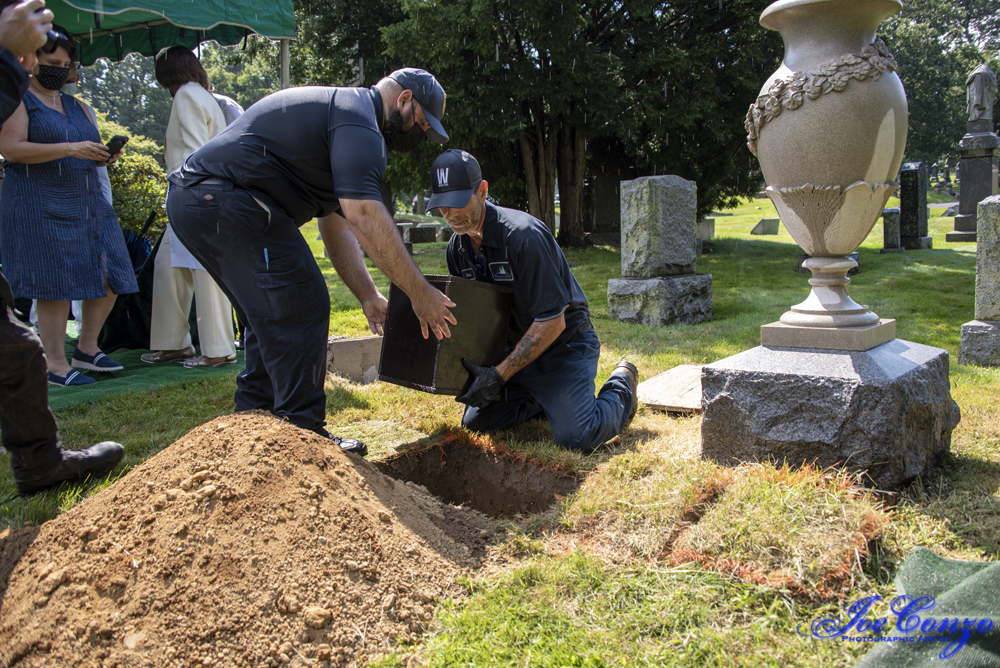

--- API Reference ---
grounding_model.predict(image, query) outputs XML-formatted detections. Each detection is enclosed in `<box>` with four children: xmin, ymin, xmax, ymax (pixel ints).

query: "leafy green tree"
<box><xmin>383</xmin><ymin>0</ymin><xmax>780</xmax><ymax>244</ymax></box>
<box><xmin>76</xmin><ymin>54</ymin><xmax>172</xmax><ymax>148</ymax></box>
<box><xmin>200</xmin><ymin>43</ymin><xmax>280</xmax><ymax>110</ymax></box>
<box><xmin>107</xmin><ymin>154</ymin><xmax>168</xmax><ymax>238</ymax></box>
<box><xmin>883</xmin><ymin>0</ymin><xmax>999</xmax><ymax>165</ymax></box>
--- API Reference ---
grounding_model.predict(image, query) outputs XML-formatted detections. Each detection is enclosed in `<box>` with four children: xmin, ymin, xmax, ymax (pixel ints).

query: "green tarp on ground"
<box><xmin>47</xmin><ymin>0</ymin><xmax>295</xmax><ymax>65</ymax></box>
<box><xmin>854</xmin><ymin>547</ymin><xmax>1000</xmax><ymax>668</ymax></box>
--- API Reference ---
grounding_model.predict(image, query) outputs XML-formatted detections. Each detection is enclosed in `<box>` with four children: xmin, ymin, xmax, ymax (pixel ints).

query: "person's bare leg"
<box><xmin>78</xmin><ymin>286</ymin><xmax>118</xmax><ymax>356</ymax></box>
<box><xmin>35</xmin><ymin>299</ymin><xmax>71</xmax><ymax>376</ymax></box>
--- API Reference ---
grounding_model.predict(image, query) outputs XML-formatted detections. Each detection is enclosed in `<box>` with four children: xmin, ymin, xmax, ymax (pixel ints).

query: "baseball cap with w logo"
<box><xmin>427</xmin><ymin>149</ymin><xmax>483</xmax><ymax>210</ymax></box>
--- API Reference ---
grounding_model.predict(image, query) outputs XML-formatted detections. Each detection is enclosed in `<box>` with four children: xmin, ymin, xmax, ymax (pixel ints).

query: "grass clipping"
<box><xmin>673</xmin><ymin>463</ymin><xmax>887</xmax><ymax>597</ymax></box>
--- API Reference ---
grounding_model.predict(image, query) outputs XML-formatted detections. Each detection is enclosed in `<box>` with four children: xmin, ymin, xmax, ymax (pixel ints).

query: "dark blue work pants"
<box><xmin>167</xmin><ymin>182</ymin><xmax>331</xmax><ymax>434</ymax></box>
<box><xmin>462</xmin><ymin>328</ymin><xmax>633</xmax><ymax>452</ymax></box>
<box><xmin>0</xmin><ymin>305</ymin><xmax>63</xmax><ymax>477</ymax></box>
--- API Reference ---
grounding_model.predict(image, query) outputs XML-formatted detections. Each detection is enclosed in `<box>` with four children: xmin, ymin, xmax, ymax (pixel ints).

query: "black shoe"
<box><xmin>610</xmin><ymin>361</ymin><xmax>639</xmax><ymax>428</ymax></box>
<box><xmin>15</xmin><ymin>442</ymin><xmax>125</xmax><ymax>496</ymax></box>
<box><xmin>330</xmin><ymin>435</ymin><xmax>368</xmax><ymax>458</ymax></box>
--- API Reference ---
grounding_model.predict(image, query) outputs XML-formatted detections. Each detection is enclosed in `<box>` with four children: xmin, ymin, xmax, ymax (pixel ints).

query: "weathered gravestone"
<box><xmin>751</xmin><ymin>218</ymin><xmax>780</xmax><ymax>235</ymax></box>
<box><xmin>436</xmin><ymin>227</ymin><xmax>454</xmax><ymax>243</ymax></box>
<box><xmin>959</xmin><ymin>196</ymin><xmax>1000</xmax><ymax>364</ymax></box>
<box><xmin>899</xmin><ymin>163</ymin><xmax>933</xmax><ymax>250</ymax></box>
<box><xmin>947</xmin><ymin>64</ymin><xmax>999</xmax><ymax>243</ymax></box>
<box><xmin>406</xmin><ymin>225</ymin><xmax>438</xmax><ymax>244</ymax></box>
<box><xmin>607</xmin><ymin>176</ymin><xmax>712</xmax><ymax>326</ymax></box>
<box><xmin>880</xmin><ymin>207</ymin><xmax>904</xmax><ymax>254</ymax></box>
<box><xmin>583</xmin><ymin>174</ymin><xmax>622</xmax><ymax>238</ymax></box>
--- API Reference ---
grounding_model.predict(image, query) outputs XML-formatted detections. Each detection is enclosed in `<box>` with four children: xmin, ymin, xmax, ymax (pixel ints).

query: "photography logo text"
<box><xmin>798</xmin><ymin>594</ymin><xmax>995</xmax><ymax>659</ymax></box>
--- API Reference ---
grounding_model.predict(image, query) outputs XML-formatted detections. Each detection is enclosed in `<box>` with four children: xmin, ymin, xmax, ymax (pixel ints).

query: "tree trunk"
<box><xmin>557</xmin><ymin>126</ymin><xmax>588</xmax><ymax>247</ymax></box>
<box><xmin>518</xmin><ymin>104</ymin><xmax>557</xmax><ymax>234</ymax></box>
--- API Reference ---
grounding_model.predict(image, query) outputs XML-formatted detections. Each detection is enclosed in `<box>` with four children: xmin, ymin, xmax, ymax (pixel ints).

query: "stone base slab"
<box><xmin>945</xmin><ymin>230</ymin><xmax>978</xmax><ymax>243</ymax></box>
<box><xmin>701</xmin><ymin>340</ymin><xmax>961</xmax><ymax>490</ymax></box>
<box><xmin>608</xmin><ymin>274</ymin><xmax>712</xmax><ymax>326</ymax></box>
<box><xmin>901</xmin><ymin>236</ymin><xmax>933</xmax><ymax>250</ymax></box>
<box><xmin>958</xmin><ymin>320</ymin><xmax>1000</xmax><ymax>366</ymax></box>
<box><xmin>761</xmin><ymin>319</ymin><xmax>896</xmax><ymax>351</ymax></box>
<box><xmin>327</xmin><ymin>335</ymin><xmax>382</xmax><ymax>384</ymax></box>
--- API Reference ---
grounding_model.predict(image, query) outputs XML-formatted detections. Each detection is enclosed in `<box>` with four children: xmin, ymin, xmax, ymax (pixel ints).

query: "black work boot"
<box><xmin>14</xmin><ymin>442</ymin><xmax>125</xmax><ymax>496</ymax></box>
<box><xmin>609</xmin><ymin>361</ymin><xmax>639</xmax><ymax>429</ymax></box>
<box><xmin>329</xmin><ymin>435</ymin><xmax>368</xmax><ymax>458</ymax></box>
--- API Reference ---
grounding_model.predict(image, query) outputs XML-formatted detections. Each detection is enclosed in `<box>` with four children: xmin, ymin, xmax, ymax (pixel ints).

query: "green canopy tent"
<box><xmin>46</xmin><ymin>0</ymin><xmax>295</xmax><ymax>85</ymax></box>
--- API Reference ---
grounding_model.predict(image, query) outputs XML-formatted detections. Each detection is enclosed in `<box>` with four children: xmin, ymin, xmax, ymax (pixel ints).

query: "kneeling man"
<box><xmin>428</xmin><ymin>149</ymin><xmax>637</xmax><ymax>452</ymax></box>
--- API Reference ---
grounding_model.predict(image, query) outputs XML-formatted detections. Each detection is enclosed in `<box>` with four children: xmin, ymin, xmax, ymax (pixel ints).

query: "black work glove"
<box><xmin>456</xmin><ymin>358</ymin><xmax>504</xmax><ymax>408</ymax></box>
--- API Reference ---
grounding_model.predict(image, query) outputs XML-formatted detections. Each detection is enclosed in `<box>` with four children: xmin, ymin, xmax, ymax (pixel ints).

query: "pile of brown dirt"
<box><xmin>0</xmin><ymin>413</ymin><xmax>492</xmax><ymax>667</ymax></box>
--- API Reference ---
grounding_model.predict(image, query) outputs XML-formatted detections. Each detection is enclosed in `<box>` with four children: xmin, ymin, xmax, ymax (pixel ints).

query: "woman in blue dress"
<box><xmin>0</xmin><ymin>28</ymin><xmax>137</xmax><ymax>386</ymax></box>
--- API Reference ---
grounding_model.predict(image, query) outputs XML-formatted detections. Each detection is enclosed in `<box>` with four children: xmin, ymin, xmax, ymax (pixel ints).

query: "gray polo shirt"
<box><xmin>168</xmin><ymin>85</ymin><xmax>387</xmax><ymax>226</ymax></box>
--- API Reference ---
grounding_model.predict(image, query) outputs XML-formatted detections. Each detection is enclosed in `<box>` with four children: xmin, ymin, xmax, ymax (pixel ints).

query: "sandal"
<box><xmin>140</xmin><ymin>346</ymin><xmax>196</xmax><ymax>364</ymax></box>
<box><xmin>181</xmin><ymin>354</ymin><xmax>238</xmax><ymax>368</ymax></box>
<box><xmin>48</xmin><ymin>370</ymin><xmax>96</xmax><ymax>387</ymax></box>
<box><xmin>71</xmin><ymin>348</ymin><xmax>123</xmax><ymax>372</ymax></box>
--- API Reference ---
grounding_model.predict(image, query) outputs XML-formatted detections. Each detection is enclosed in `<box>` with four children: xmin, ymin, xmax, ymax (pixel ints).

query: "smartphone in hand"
<box><xmin>104</xmin><ymin>134</ymin><xmax>129</xmax><ymax>155</ymax></box>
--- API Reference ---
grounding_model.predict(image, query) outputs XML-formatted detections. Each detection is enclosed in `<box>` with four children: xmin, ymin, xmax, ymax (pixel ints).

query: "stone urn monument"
<box><xmin>701</xmin><ymin>0</ymin><xmax>961</xmax><ymax>490</ymax></box>
<box><xmin>745</xmin><ymin>0</ymin><xmax>907</xmax><ymax>350</ymax></box>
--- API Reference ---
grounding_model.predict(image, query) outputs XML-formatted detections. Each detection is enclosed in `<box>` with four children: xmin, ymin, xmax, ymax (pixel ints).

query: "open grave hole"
<box><xmin>375</xmin><ymin>444</ymin><xmax>582</xmax><ymax>518</ymax></box>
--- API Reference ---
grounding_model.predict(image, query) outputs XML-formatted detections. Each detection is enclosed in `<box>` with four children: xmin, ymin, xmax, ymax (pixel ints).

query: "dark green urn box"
<box><xmin>378</xmin><ymin>275</ymin><xmax>512</xmax><ymax>395</ymax></box>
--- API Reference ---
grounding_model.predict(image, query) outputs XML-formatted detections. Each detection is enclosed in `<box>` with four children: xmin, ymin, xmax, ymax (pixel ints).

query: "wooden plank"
<box><xmin>637</xmin><ymin>364</ymin><xmax>705</xmax><ymax>413</ymax></box>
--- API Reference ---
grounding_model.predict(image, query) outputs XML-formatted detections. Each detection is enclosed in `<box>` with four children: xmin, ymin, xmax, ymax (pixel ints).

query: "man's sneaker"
<box><xmin>15</xmin><ymin>442</ymin><xmax>125</xmax><ymax>496</ymax></box>
<box><xmin>610</xmin><ymin>361</ymin><xmax>639</xmax><ymax>428</ymax></box>
<box><xmin>71</xmin><ymin>348</ymin><xmax>123</xmax><ymax>372</ymax></box>
<box><xmin>330</xmin><ymin>435</ymin><xmax>368</xmax><ymax>457</ymax></box>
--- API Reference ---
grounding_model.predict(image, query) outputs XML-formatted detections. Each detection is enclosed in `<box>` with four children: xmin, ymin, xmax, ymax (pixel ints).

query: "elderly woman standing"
<box><xmin>141</xmin><ymin>46</ymin><xmax>235</xmax><ymax>368</ymax></box>
<box><xmin>0</xmin><ymin>27</ymin><xmax>136</xmax><ymax>386</ymax></box>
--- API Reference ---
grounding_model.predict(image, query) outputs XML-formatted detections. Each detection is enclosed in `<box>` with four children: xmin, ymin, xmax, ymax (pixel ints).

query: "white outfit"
<box><xmin>150</xmin><ymin>82</ymin><xmax>235</xmax><ymax>358</ymax></box>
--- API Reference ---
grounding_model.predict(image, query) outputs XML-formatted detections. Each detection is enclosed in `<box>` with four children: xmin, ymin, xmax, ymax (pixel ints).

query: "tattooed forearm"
<box><xmin>497</xmin><ymin>313</ymin><xmax>566</xmax><ymax>382</ymax></box>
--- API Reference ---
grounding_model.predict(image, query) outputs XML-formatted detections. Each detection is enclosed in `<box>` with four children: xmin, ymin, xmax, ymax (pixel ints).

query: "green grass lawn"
<box><xmin>2</xmin><ymin>196</ymin><xmax>996</xmax><ymax>668</ymax></box>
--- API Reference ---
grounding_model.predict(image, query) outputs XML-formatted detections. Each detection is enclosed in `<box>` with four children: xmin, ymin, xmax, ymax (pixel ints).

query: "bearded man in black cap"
<box><xmin>166</xmin><ymin>68</ymin><xmax>457</xmax><ymax>453</ymax></box>
<box><xmin>429</xmin><ymin>149</ymin><xmax>638</xmax><ymax>453</ymax></box>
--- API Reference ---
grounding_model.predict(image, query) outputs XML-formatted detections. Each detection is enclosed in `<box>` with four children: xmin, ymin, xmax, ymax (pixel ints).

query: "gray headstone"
<box><xmin>751</xmin><ymin>218</ymin><xmax>780</xmax><ymax>235</ymax></box>
<box><xmin>407</xmin><ymin>225</ymin><xmax>438</xmax><ymax>244</ymax></box>
<box><xmin>974</xmin><ymin>196</ymin><xmax>1000</xmax><ymax>320</ymax></box>
<box><xmin>583</xmin><ymin>174</ymin><xmax>622</xmax><ymax>234</ymax></box>
<box><xmin>881</xmin><ymin>208</ymin><xmax>903</xmax><ymax>254</ymax></box>
<box><xmin>436</xmin><ymin>227</ymin><xmax>454</xmax><ymax>243</ymax></box>
<box><xmin>900</xmin><ymin>163</ymin><xmax>932</xmax><ymax>249</ymax></box>
<box><xmin>947</xmin><ymin>125</ymin><xmax>999</xmax><ymax>242</ymax></box>
<box><xmin>619</xmin><ymin>175</ymin><xmax>697</xmax><ymax>278</ymax></box>
<box><xmin>701</xmin><ymin>340</ymin><xmax>960</xmax><ymax>490</ymax></box>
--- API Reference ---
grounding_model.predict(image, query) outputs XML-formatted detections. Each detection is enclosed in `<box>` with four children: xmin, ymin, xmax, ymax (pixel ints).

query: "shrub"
<box><xmin>107</xmin><ymin>153</ymin><xmax>167</xmax><ymax>239</ymax></box>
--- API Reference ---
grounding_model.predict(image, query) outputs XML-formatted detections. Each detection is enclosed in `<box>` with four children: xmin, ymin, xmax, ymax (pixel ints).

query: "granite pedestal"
<box><xmin>608</xmin><ymin>275</ymin><xmax>713</xmax><ymax>326</ymax></box>
<box><xmin>701</xmin><ymin>340</ymin><xmax>961</xmax><ymax>490</ymax></box>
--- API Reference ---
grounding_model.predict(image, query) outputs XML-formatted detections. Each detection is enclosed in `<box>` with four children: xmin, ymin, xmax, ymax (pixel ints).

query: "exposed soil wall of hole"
<box><xmin>376</xmin><ymin>446</ymin><xmax>581</xmax><ymax>518</ymax></box>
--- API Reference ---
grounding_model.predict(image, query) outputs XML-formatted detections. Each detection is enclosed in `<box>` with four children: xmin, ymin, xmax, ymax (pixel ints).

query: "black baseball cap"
<box><xmin>387</xmin><ymin>68</ymin><xmax>449</xmax><ymax>145</ymax></box>
<box><xmin>427</xmin><ymin>150</ymin><xmax>483</xmax><ymax>210</ymax></box>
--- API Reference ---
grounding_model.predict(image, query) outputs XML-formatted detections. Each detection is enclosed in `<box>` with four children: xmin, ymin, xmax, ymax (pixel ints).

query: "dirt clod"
<box><xmin>0</xmin><ymin>413</ymin><xmax>492</xmax><ymax>667</ymax></box>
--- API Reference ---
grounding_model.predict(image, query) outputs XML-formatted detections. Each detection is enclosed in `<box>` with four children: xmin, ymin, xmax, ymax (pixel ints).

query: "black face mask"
<box><xmin>34</xmin><ymin>64</ymin><xmax>70</xmax><ymax>91</ymax></box>
<box><xmin>382</xmin><ymin>103</ymin><xmax>427</xmax><ymax>153</ymax></box>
